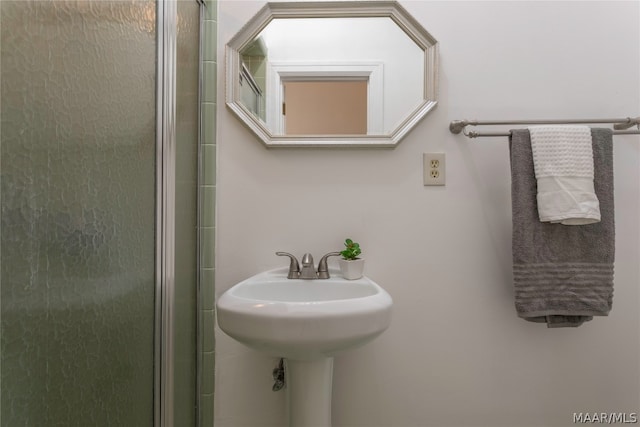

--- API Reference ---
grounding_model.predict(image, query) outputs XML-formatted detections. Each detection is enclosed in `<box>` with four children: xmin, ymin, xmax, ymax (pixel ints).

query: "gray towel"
<box><xmin>509</xmin><ymin>128</ymin><xmax>615</xmax><ymax>327</ymax></box>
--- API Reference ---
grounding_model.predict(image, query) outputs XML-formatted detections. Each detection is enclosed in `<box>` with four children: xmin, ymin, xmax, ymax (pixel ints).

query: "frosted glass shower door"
<box><xmin>1</xmin><ymin>1</ymin><xmax>157</xmax><ymax>425</ymax></box>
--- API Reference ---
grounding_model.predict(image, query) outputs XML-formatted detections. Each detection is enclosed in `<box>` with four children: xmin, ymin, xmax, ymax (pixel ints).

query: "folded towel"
<box><xmin>510</xmin><ymin>128</ymin><xmax>615</xmax><ymax>327</ymax></box>
<box><xmin>528</xmin><ymin>125</ymin><xmax>600</xmax><ymax>225</ymax></box>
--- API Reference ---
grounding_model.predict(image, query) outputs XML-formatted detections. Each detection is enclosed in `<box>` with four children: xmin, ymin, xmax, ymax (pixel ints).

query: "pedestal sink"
<box><xmin>216</xmin><ymin>267</ymin><xmax>393</xmax><ymax>427</ymax></box>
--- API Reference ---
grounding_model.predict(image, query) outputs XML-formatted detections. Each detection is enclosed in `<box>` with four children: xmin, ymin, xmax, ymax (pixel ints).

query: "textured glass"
<box><xmin>1</xmin><ymin>1</ymin><xmax>156</xmax><ymax>426</ymax></box>
<box><xmin>174</xmin><ymin>1</ymin><xmax>200</xmax><ymax>425</ymax></box>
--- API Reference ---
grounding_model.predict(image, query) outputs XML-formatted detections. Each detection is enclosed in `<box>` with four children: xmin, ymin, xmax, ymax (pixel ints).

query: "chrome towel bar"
<box><xmin>450</xmin><ymin>117</ymin><xmax>640</xmax><ymax>138</ymax></box>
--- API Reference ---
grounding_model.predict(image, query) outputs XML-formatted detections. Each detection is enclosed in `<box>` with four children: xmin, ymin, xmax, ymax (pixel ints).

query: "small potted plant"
<box><xmin>338</xmin><ymin>238</ymin><xmax>365</xmax><ymax>280</ymax></box>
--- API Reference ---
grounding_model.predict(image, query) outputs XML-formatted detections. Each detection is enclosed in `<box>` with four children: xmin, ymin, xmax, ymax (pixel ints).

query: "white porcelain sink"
<box><xmin>217</xmin><ymin>267</ymin><xmax>392</xmax><ymax>426</ymax></box>
<box><xmin>217</xmin><ymin>267</ymin><xmax>392</xmax><ymax>360</ymax></box>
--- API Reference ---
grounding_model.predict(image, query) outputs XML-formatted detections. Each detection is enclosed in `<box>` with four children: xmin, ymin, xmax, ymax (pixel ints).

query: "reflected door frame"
<box><xmin>266</xmin><ymin>62</ymin><xmax>384</xmax><ymax>135</ymax></box>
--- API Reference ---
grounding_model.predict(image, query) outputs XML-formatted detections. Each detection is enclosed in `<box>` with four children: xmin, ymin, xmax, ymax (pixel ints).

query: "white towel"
<box><xmin>528</xmin><ymin>125</ymin><xmax>600</xmax><ymax>225</ymax></box>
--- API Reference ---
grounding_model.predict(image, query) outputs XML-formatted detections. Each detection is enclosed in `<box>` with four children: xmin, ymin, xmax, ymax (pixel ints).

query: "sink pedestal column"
<box><xmin>285</xmin><ymin>358</ymin><xmax>334</xmax><ymax>427</ymax></box>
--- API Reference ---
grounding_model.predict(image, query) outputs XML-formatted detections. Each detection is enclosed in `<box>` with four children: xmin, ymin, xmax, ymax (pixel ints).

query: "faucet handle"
<box><xmin>276</xmin><ymin>252</ymin><xmax>300</xmax><ymax>279</ymax></box>
<box><xmin>317</xmin><ymin>251</ymin><xmax>341</xmax><ymax>279</ymax></box>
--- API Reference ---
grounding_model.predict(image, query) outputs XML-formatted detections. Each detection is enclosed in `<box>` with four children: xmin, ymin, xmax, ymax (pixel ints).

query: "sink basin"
<box><xmin>217</xmin><ymin>267</ymin><xmax>393</xmax><ymax>426</ymax></box>
<box><xmin>217</xmin><ymin>267</ymin><xmax>393</xmax><ymax>360</ymax></box>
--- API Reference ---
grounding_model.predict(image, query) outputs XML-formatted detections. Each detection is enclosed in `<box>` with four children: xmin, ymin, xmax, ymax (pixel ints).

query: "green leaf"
<box><xmin>340</xmin><ymin>238</ymin><xmax>362</xmax><ymax>260</ymax></box>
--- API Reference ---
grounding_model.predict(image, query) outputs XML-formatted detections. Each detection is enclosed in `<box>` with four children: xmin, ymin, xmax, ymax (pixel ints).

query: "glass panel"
<box><xmin>1</xmin><ymin>1</ymin><xmax>157</xmax><ymax>426</ymax></box>
<box><xmin>174</xmin><ymin>1</ymin><xmax>200</xmax><ymax>425</ymax></box>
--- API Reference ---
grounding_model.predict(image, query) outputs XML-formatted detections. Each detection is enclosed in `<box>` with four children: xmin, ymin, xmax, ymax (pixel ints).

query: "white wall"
<box><xmin>215</xmin><ymin>2</ymin><xmax>640</xmax><ymax>426</ymax></box>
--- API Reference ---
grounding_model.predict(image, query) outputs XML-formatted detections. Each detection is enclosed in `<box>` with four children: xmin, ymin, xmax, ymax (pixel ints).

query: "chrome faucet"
<box><xmin>276</xmin><ymin>251</ymin><xmax>341</xmax><ymax>279</ymax></box>
<box><xmin>300</xmin><ymin>253</ymin><xmax>316</xmax><ymax>279</ymax></box>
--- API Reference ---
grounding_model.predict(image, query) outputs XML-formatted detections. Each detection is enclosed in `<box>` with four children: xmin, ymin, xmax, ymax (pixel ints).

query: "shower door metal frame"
<box><xmin>156</xmin><ymin>1</ymin><xmax>204</xmax><ymax>425</ymax></box>
<box><xmin>156</xmin><ymin>0</ymin><xmax>177</xmax><ymax>426</ymax></box>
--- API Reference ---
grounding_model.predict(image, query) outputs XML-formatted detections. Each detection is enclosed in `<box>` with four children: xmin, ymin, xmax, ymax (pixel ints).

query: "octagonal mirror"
<box><xmin>225</xmin><ymin>1</ymin><xmax>439</xmax><ymax>148</ymax></box>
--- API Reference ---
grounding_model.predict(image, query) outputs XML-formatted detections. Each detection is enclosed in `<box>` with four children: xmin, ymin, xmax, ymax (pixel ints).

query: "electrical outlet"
<box><xmin>423</xmin><ymin>153</ymin><xmax>445</xmax><ymax>186</ymax></box>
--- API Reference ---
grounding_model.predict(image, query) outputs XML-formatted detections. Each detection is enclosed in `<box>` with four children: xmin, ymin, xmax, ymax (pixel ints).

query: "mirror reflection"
<box><xmin>239</xmin><ymin>17</ymin><xmax>425</xmax><ymax>136</ymax></box>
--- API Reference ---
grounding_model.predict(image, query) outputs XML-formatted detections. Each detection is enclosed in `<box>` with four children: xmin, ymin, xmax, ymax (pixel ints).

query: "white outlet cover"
<box><xmin>423</xmin><ymin>152</ymin><xmax>445</xmax><ymax>186</ymax></box>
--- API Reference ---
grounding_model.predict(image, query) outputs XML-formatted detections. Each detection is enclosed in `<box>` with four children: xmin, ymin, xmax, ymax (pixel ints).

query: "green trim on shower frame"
<box><xmin>158</xmin><ymin>1</ymin><xmax>213</xmax><ymax>425</ymax></box>
<box><xmin>198</xmin><ymin>0</ymin><xmax>217</xmax><ymax>425</ymax></box>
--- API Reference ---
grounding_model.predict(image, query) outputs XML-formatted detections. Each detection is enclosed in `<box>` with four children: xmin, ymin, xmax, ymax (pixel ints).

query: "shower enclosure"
<box><xmin>1</xmin><ymin>0</ymin><xmax>202</xmax><ymax>425</ymax></box>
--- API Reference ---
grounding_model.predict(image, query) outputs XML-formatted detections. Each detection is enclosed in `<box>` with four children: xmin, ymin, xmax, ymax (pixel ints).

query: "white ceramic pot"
<box><xmin>338</xmin><ymin>258</ymin><xmax>365</xmax><ymax>280</ymax></box>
